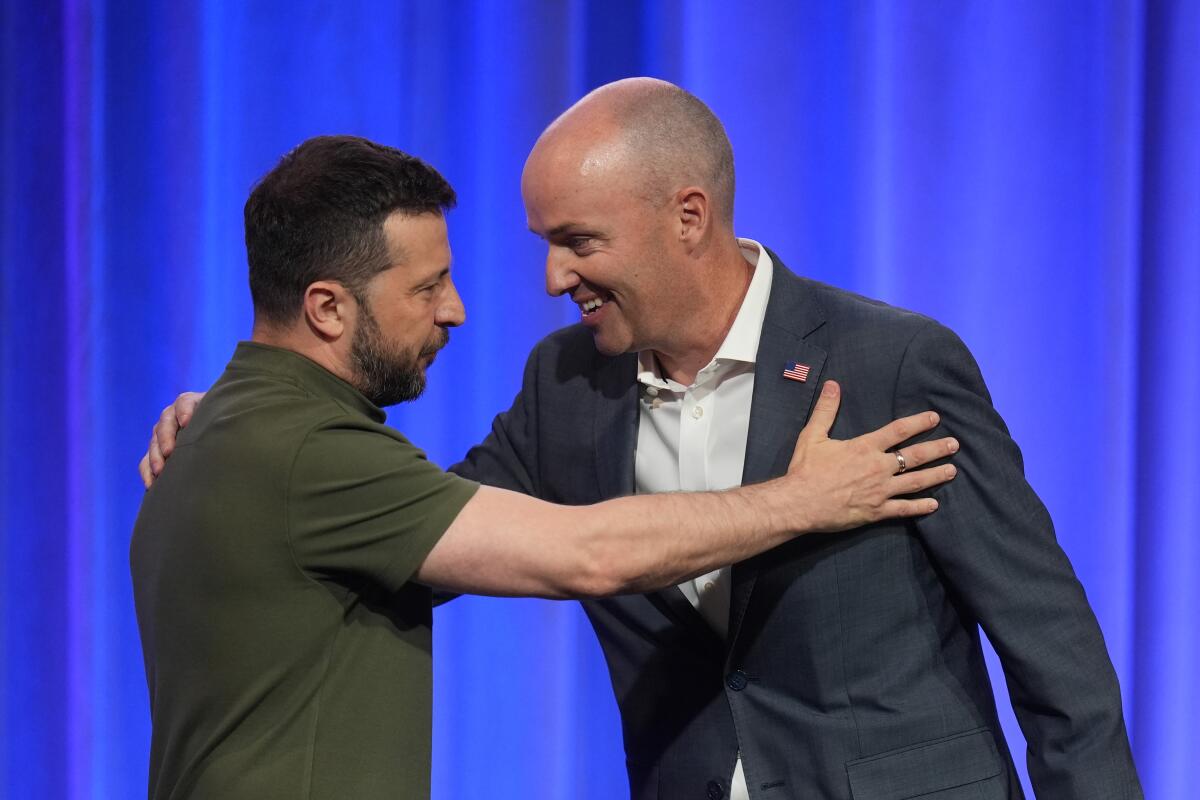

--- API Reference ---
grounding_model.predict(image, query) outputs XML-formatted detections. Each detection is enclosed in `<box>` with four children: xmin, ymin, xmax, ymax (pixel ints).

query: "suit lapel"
<box><xmin>729</xmin><ymin>253</ymin><xmax>829</xmax><ymax>651</ymax></box>
<box><xmin>593</xmin><ymin>350</ymin><xmax>724</xmax><ymax>653</ymax></box>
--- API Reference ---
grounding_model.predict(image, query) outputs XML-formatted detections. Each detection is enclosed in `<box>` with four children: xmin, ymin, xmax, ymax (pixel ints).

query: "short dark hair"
<box><xmin>244</xmin><ymin>135</ymin><xmax>456</xmax><ymax>325</ymax></box>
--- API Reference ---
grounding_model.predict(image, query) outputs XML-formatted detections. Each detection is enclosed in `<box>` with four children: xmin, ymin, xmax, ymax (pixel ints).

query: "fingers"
<box><xmin>142</xmin><ymin>393</ymin><xmax>203</xmax><ymax>486</ymax></box>
<box><xmin>868</xmin><ymin>410</ymin><xmax>940</xmax><ymax>451</ymax></box>
<box><xmin>888</xmin><ymin>436</ymin><xmax>959</xmax><ymax>474</ymax></box>
<box><xmin>138</xmin><ymin>453</ymin><xmax>153</xmax><ymax>489</ymax></box>
<box><xmin>869</xmin><ymin>458</ymin><xmax>958</xmax><ymax>524</ymax></box>
<box><xmin>878</xmin><ymin>497</ymin><xmax>940</xmax><ymax>519</ymax></box>
<box><xmin>175</xmin><ymin>391</ymin><xmax>204</xmax><ymax>427</ymax></box>
<box><xmin>890</xmin><ymin>463</ymin><xmax>957</xmax><ymax>497</ymax></box>
<box><xmin>155</xmin><ymin>404</ymin><xmax>180</xmax><ymax>460</ymax></box>
<box><xmin>800</xmin><ymin>381</ymin><xmax>841</xmax><ymax>440</ymax></box>
<box><xmin>148</xmin><ymin>430</ymin><xmax>165</xmax><ymax>476</ymax></box>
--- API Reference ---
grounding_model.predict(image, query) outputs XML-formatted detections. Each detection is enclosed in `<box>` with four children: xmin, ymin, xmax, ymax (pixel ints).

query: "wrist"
<box><xmin>747</xmin><ymin>477</ymin><xmax>808</xmax><ymax>537</ymax></box>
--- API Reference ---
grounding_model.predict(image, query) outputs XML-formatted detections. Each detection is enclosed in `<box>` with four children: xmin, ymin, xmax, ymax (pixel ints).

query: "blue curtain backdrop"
<box><xmin>2</xmin><ymin>1</ymin><xmax>1197</xmax><ymax>797</ymax></box>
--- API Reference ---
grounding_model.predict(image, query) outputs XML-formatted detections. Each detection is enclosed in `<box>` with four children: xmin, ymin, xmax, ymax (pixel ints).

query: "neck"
<box><xmin>653</xmin><ymin>237</ymin><xmax>755</xmax><ymax>386</ymax></box>
<box><xmin>251</xmin><ymin>321</ymin><xmax>356</xmax><ymax>386</ymax></box>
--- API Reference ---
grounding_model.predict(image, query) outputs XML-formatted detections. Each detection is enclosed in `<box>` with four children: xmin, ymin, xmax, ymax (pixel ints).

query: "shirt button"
<box><xmin>691</xmin><ymin>405</ymin><xmax>704</xmax><ymax>419</ymax></box>
<box><xmin>703</xmin><ymin>581</ymin><xmax>715</xmax><ymax>593</ymax></box>
<box><xmin>726</xmin><ymin>670</ymin><xmax>749</xmax><ymax>691</ymax></box>
<box><xmin>644</xmin><ymin>386</ymin><xmax>659</xmax><ymax>397</ymax></box>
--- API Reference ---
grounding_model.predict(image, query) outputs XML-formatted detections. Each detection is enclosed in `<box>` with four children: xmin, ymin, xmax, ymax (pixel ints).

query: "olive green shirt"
<box><xmin>131</xmin><ymin>342</ymin><xmax>478</xmax><ymax>799</ymax></box>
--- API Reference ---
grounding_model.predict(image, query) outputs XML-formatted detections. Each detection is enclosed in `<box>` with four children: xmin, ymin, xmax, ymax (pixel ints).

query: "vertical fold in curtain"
<box><xmin>3</xmin><ymin>2</ymin><xmax>75</xmax><ymax>797</ymax></box>
<box><xmin>1132</xmin><ymin>3</ymin><xmax>1200</xmax><ymax>798</ymax></box>
<box><xmin>63</xmin><ymin>0</ymin><xmax>96</xmax><ymax>796</ymax></box>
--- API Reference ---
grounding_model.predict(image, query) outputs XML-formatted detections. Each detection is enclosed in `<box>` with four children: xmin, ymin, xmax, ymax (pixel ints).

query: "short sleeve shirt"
<box><xmin>131</xmin><ymin>342</ymin><xmax>478</xmax><ymax>799</ymax></box>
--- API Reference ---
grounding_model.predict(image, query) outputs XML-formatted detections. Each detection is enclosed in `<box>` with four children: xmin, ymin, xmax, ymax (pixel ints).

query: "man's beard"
<box><xmin>349</xmin><ymin>301</ymin><xmax>448</xmax><ymax>408</ymax></box>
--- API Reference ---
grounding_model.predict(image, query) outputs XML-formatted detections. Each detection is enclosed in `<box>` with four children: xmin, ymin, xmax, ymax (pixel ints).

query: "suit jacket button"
<box><xmin>706</xmin><ymin>779</ymin><xmax>726</xmax><ymax>799</ymax></box>
<box><xmin>726</xmin><ymin>669</ymin><xmax>749</xmax><ymax>691</ymax></box>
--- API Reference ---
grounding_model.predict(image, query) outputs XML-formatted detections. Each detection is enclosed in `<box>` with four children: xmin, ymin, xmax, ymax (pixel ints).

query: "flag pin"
<box><xmin>783</xmin><ymin>362</ymin><xmax>810</xmax><ymax>382</ymax></box>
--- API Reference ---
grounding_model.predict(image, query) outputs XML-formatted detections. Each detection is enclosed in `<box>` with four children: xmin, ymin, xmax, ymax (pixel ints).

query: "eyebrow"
<box><xmin>411</xmin><ymin>262</ymin><xmax>452</xmax><ymax>288</ymax></box>
<box><xmin>534</xmin><ymin>222</ymin><xmax>590</xmax><ymax>239</ymax></box>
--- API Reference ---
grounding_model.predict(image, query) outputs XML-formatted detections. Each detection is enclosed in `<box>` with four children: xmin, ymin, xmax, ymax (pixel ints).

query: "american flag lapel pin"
<box><xmin>782</xmin><ymin>361</ymin><xmax>810</xmax><ymax>382</ymax></box>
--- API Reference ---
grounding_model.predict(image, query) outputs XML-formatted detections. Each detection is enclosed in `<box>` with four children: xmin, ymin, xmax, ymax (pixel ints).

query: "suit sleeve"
<box><xmin>448</xmin><ymin>341</ymin><xmax>542</xmax><ymax>496</ymax></box>
<box><xmin>896</xmin><ymin>321</ymin><xmax>1141</xmax><ymax>798</ymax></box>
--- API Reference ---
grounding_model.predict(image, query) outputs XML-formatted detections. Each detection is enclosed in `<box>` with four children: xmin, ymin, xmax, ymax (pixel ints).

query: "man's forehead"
<box><xmin>527</xmin><ymin>119</ymin><xmax>629</xmax><ymax>174</ymax></box>
<box><xmin>383</xmin><ymin>212</ymin><xmax>450</xmax><ymax>257</ymax></box>
<box><xmin>524</xmin><ymin>154</ymin><xmax>632</xmax><ymax>207</ymax></box>
<box><xmin>524</xmin><ymin>186</ymin><xmax>614</xmax><ymax>236</ymax></box>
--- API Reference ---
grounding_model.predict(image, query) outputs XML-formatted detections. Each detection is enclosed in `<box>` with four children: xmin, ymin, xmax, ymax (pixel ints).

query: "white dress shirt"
<box><xmin>634</xmin><ymin>238</ymin><xmax>773</xmax><ymax>800</ymax></box>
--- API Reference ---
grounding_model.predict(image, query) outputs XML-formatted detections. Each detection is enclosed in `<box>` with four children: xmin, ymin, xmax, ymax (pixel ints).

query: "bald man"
<box><xmin>146</xmin><ymin>82</ymin><xmax>1140</xmax><ymax>798</ymax></box>
<box><xmin>461</xmin><ymin>79</ymin><xmax>1140</xmax><ymax>799</ymax></box>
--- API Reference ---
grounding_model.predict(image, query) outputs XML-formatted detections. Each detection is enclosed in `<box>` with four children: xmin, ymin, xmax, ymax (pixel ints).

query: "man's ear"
<box><xmin>676</xmin><ymin>186</ymin><xmax>710</xmax><ymax>250</ymax></box>
<box><xmin>302</xmin><ymin>281</ymin><xmax>353</xmax><ymax>341</ymax></box>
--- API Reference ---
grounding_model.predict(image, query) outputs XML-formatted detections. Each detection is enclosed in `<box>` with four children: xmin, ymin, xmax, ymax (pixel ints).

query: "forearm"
<box><xmin>421</xmin><ymin>380</ymin><xmax>952</xmax><ymax>599</ymax></box>
<box><xmin>416</xmin><ymin>482</ymin><xmax>798</xmax><ymax>599</ymax></box>
<box><xmin>566</xmin><ymin>479</ymin><xmax>798</xmax><ymax>596</ymax></box>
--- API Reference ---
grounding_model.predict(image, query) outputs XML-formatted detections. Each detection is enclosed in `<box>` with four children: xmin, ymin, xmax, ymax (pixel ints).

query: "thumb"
<box><xmin>800</xmin><ymin>380</ymin><xmax>841</xmax><ymax>440</ymax></box>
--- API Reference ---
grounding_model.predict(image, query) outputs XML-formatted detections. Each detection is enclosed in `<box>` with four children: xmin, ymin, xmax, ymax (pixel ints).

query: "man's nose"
<box><xmin>437</xmin><ymin>280</ymin><xmax>466</xmax><ymax>327</ymax></box>
<box><xmin>545</xmin><ymin>249</ymin><xmax>579</xmax><ymax>297</ymax></box>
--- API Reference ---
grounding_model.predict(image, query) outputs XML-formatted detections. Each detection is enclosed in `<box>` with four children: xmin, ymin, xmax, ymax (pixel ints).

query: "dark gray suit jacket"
<box><xmin>452</xmin><ymin>254</ymin><xmax>1141</xmax><ymax>800</ymax></box>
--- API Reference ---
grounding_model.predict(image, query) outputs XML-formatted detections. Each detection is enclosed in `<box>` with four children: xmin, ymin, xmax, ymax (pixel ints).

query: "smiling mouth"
<box><xmin>577</xmin><ymin>295</ymin><xmax>610</xmax><ymax>317</ymax></box>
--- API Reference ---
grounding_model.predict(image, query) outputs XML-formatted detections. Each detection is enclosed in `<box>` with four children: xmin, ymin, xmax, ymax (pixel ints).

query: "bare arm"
<box><xmin>417</xmin><ymin>379</ymin><xmax>957</xmax><ymax>598</ymax></box>
<box><xmin>138</xmin><ymin>381</ymin><xmax>956</xmax><ymax>599</ymax></box>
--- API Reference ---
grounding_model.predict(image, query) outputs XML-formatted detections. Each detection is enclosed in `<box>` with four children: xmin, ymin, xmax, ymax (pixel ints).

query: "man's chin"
<box><xmin>589</xmin><ymin>328</ymin><xmax>635</xmax><ymax>357</ymax></box>
<box><xmin>373</xmin><ymin>378</ymin><xmax>426</xmax><ymax>407</ymax></box>
<box><xmin>582</xmin><ymin>307</ymin><xmax>637</xmax><ymax>356</ymax></box>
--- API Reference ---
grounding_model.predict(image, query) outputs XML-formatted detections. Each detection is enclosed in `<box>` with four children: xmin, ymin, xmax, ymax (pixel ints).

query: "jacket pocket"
<box><xmin>845</xmin><ymin>726</ymin><xmax>1003</xmax><ymax>800</ymax></box>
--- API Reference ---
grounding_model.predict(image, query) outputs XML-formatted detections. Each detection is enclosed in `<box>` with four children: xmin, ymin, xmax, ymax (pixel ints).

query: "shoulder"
<box><xmin>800</xmin><ymin>275</ymin><xmax>939</xmax><ymax>338</ymax></box>
<box><xmin>529</xmin><ymin>323</ymin><xmax>601</xmax><ymax>366</ymax></box>
<box><xmin>761</xmin><ymin>261</ymin><xmax>983</xmax><ymax>398</ymax></box>
<box><xmin>773</xmin><ymin>265</ymin><xmax>966</xmax><ymax>359</ymax></box>
<box><xmin>792</xmin><ymin>279</ymin><xmax>986</xmax><ymax>398</ymax></box>
<box><xmin>205</xmin><ymin>371</ymin><xmax>352</xmax><ymax>430</ymax></box>
<box><xmin>521</xmin><ymin>323</ymin><xmax>625</xmax><ymax>385</ymax></box>
<box><xmin>198</xmin><ymin>370</ymin><xmax>405</xmax><ymax>467</ymax></box>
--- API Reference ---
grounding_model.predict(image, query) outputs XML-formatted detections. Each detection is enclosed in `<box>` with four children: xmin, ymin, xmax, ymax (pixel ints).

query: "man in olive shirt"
<box><xmin>132</xmin><ymin>341</ymin><xmax>478</xmax><ymax>799</ymax></box>
<box><xmin>131</xmin><ymin>136</ymin><xmax>956</xmax><ymax>799</ymax></box>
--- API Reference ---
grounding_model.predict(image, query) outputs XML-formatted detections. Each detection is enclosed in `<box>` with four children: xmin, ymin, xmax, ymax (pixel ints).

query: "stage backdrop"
<box><xmin>2</xmin><ymin>2</ymin><xmax>1197</xmax><ymax>798</ymax></box>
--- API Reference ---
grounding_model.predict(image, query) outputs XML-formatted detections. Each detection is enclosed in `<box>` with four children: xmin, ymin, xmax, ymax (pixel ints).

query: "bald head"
<box><xmin>532</xmin><ymin>78</ymin><xmax>736</xmax><ymax>225</ymax></box>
